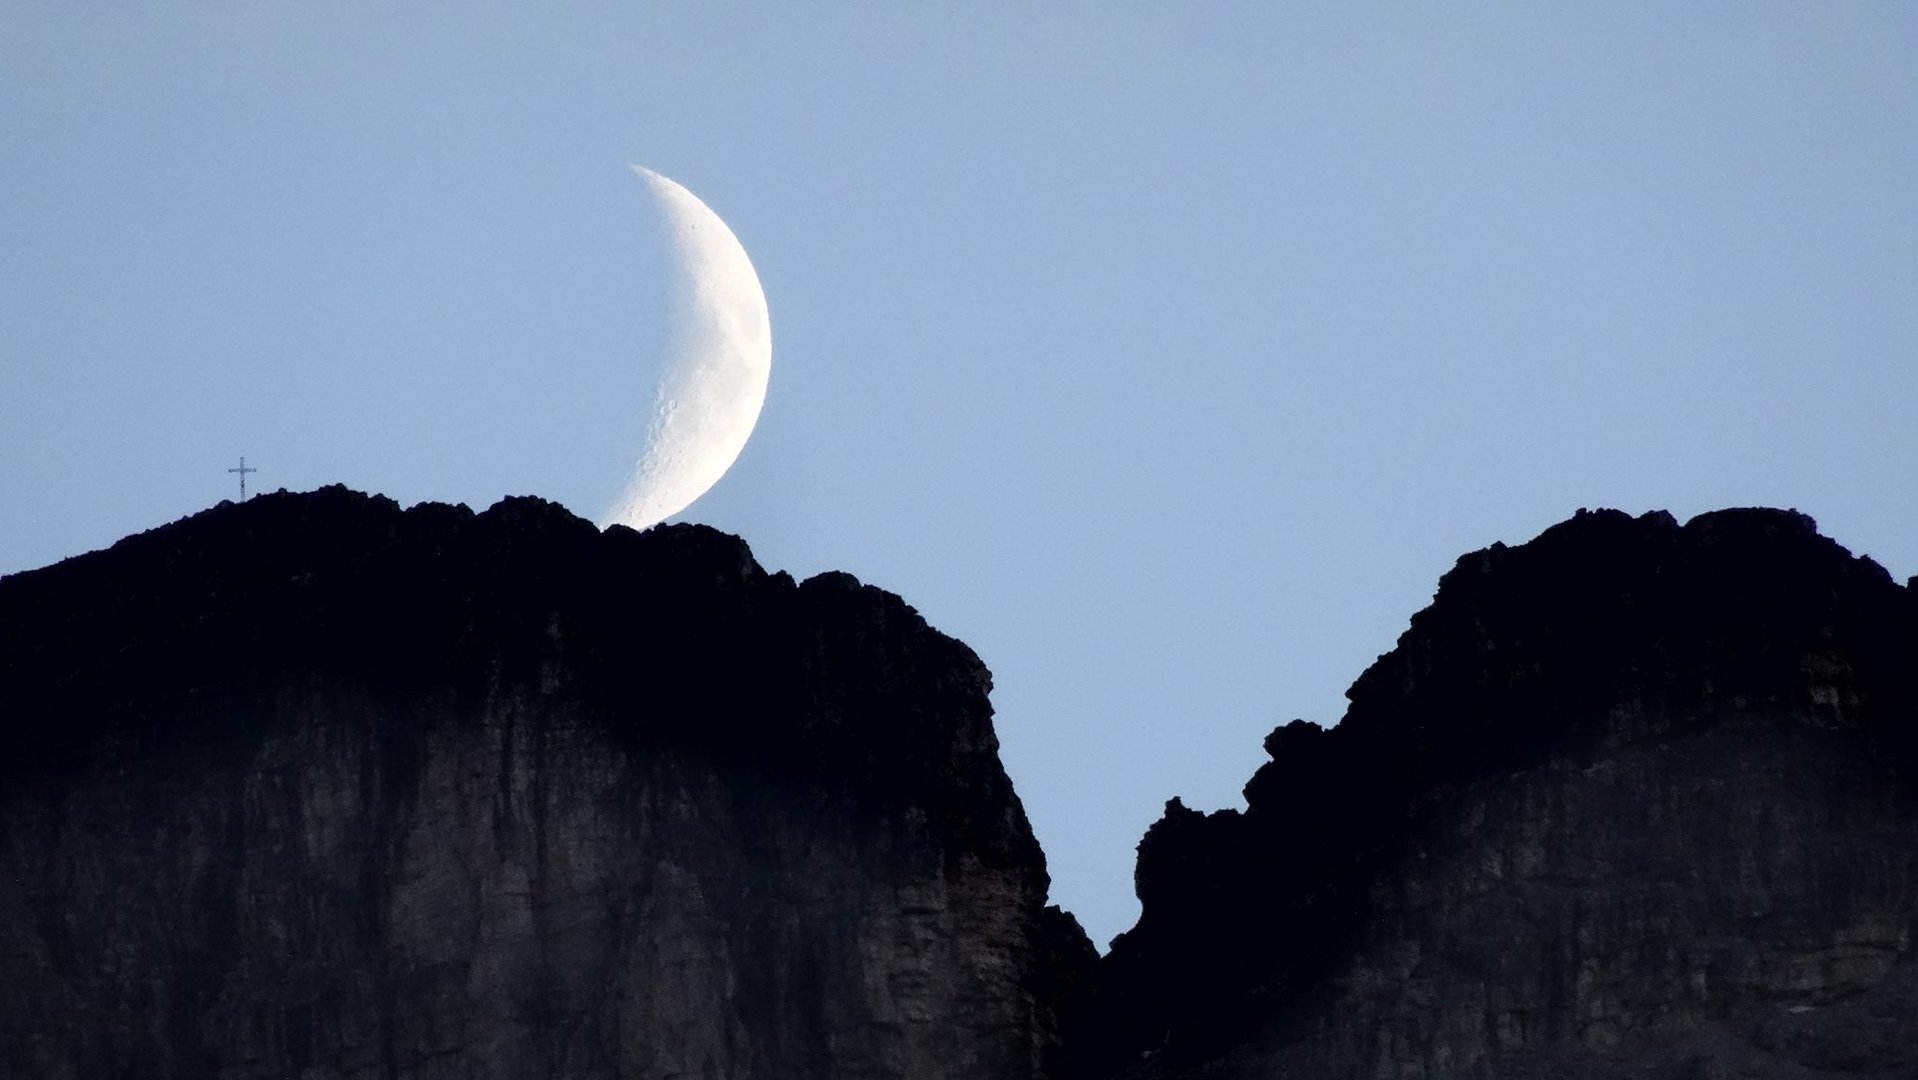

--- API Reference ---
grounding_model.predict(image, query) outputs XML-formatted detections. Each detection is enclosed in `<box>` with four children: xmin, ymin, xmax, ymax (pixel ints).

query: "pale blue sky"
<box><xmin>4</xmin><ymin>6</ymin><xmax>1914</xmax><ymax>948</ymax></box>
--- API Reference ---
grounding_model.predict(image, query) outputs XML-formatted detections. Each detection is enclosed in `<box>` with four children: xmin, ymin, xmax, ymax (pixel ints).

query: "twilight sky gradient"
<box><xmin>4</xmin><ymin>6</ymin><xmax>1915</xmax><ymax>949</ymax></box>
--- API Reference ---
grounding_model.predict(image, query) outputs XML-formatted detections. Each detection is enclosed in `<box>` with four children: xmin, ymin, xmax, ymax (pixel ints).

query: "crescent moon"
<box><xmin>603</xmin><ymin>166</ymin><xmax>772</xmax><ymax>530</ymax></box>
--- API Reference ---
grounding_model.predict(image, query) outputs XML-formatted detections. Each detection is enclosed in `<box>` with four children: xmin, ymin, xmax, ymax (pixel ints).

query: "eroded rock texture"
<box><xmin>1095</xmin><ymin>509</ymin><xmax>1918</xmax><ymax>1079</ymax></box>
<box><xmin>8</xmin><ymin>494</ymin><xmax>1915</xmax><ymax>1079</ymax></box>
<box><xmin>0</xmin><ymin>487</ymin><xmax>1094</xmax><ymax>1080</ymax></box>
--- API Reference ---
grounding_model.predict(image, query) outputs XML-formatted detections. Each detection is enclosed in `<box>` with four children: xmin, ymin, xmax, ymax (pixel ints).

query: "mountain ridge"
<box><xmin>3</xmin><ymin>491</ymin><xmax>1914</xmax><ymax>1078</ymax></box>
<box><xmin>1</xmin><ymin>486</ymin><xmax>1094</xmax><ymax>1080</ymax></box>
<box><xmin>1092</xmin><ymin>506</ymin><xmax>1918</xmax><ymax>1077</ymax></box>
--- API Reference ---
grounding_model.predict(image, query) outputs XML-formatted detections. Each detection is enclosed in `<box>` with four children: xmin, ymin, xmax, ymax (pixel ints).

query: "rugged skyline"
<box><xmin>5</xmin><ymin>7</ymin><xmax>1915</xmax><ymax>947</ymax></box>
<box><xmin>4</xmin><ymin>490</ymin><xmax>1913</xmax><ymax>1076</ymax></box>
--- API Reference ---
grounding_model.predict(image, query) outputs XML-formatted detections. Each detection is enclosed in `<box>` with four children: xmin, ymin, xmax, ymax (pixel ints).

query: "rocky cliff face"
<box><xmin>1093</xmin><ymin>509</ymin><xmax>1918</xmax><ymax>1078</ymax></box>
<box><xmin>7</xmin><ymin>496</ymin><xmax>1914</xmax><ymax>1080</ymax></box>
<box><xmin>0</xmin><ymin>488</ymin><xmax>1094</xmax><ymax>1080</ymax></box>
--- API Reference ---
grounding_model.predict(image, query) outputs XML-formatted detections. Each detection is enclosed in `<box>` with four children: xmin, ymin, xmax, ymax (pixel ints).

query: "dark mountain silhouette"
<box><xmin>0</xmin><ymin>487</ymin><xmax>1094</xmax><ymax>1080</ymax></box>
<box><xmin>1091</xmin><ymin>508</ymin><xmax>1918</xmax><ymax>1078</ymax></box>
<box><xmin>2</xmin><ymin>492</ymin><xmax>1913</xmax><ymax>1078</ymax></box>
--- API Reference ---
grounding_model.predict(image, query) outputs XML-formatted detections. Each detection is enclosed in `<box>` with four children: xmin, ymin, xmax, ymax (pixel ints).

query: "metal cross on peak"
<box><xmin>228</xmin><ymin>456</ymin><xmax>258</xmax><ymax>502</ymax></box>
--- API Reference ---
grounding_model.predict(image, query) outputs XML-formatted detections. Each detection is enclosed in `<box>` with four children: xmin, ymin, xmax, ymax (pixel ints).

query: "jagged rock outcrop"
<box><xmin>0</xmin><ymin>487</ymin><xmax>1095</xmax><ymax>1080</ymax></box>
<box><xmin>1093</xmin><ymin>508</ymin><xmax>1918</xmax><ymax>1078</ymax></box>
<box><xmin>9</xmin><ymin>494</ymin><xmax>1915</xmax><ymax>1079</ymax></box>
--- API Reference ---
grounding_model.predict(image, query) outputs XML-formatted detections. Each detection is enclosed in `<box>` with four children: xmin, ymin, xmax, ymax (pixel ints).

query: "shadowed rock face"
<box><xmin>1093</xmin><ymin>509</ymin><xmax>1918</xmax><ymax>1079</ymax></box>
<box><xmin>6</xmin><ymin>495</ymin><xmax>1915</xmax><ymax>1080</ymax></box>
<box><xmin>0</xmin><ymin>487</ymin><xmax>1095</xmax><ymax>1080</ymax></box>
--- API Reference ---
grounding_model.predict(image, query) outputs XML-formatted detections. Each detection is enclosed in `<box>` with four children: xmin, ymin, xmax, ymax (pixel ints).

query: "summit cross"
<box><xmin>228</xmin><ymin>456</ymin><xmax>257</xmax><ymax>501</ymax></box>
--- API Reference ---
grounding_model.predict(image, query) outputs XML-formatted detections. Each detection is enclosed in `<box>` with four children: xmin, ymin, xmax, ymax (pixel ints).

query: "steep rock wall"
<box><xmin>1094</xmin><ymin>508</ymin><xmax>1918</xmax><ymax>1078</ymax></box>
<box><xmin>0</xmin><ymin>488</ymin><xmax>1094</xmax><ymax>1080</ymax></box>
